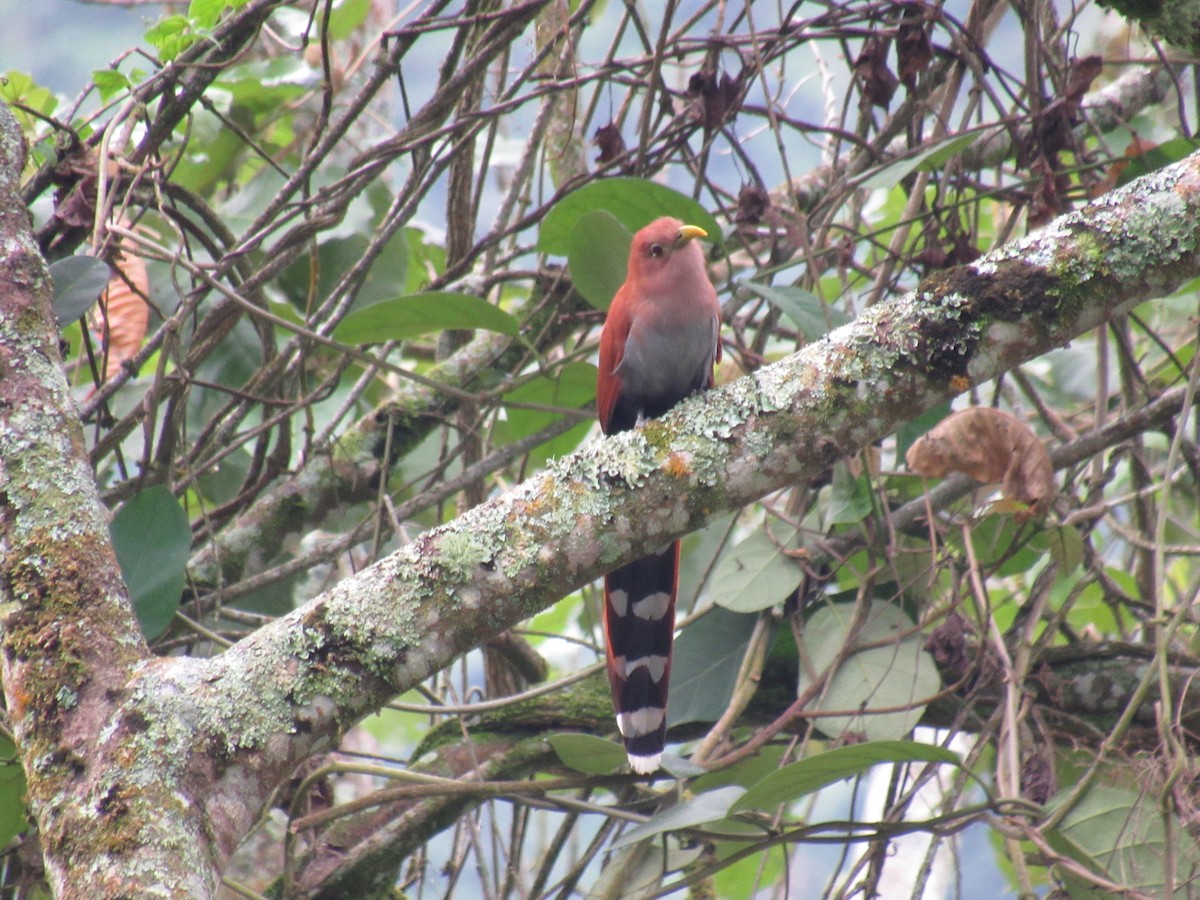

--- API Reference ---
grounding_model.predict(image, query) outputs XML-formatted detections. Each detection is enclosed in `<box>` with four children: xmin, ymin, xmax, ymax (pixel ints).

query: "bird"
<box><xmin>595</xmin><ymin>216</ymin><xmax>722</xmax><ymax>774</ymax></box>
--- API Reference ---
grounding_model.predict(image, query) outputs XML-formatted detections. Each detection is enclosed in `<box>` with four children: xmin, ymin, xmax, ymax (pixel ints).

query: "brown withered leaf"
<box><xmin>924</xmin><ymin>611</ymin><xmax>973</xmax><ymax>680</ymax></box>
<box><xmin>855</xmin><ymin>37</ymin><xmax>898</xmax><ymax>109</ymax></box>
<box><xmin>1064</xmin><ymin>55</ymin><xmax>1103</xmax><ymax>115</ymax></box>
<box><xmin>916</xmin><ymin>219</ymin><xmax>981</xmax><ymax>272</ymax></box>
<box><xmin>1021</xmin><ymin>744</ymin><xmax>1057</xmax><ymax>805</ymax></box>
<box><xmin>52</xmin><ymin>143</ymin><xmax>100</xmax><ymax>230</ymax></box>
<box><xmin>1026</xmin><ymin>154</ymin><xmax>1067</xmax><ymax>231</ymax></box>
<box><xmin>734</xmin><ymin>184</ymin><xmax>771</xmax><ymax>224</ymax></box>
<box><xmin>948</xmin><ymin>230</ymin><xmax>981</xmax><ymax>266</ymax></box>
<box><xmin>687</xmin><ymin>70</ymin><xmax>741</xmax><ymax>131</ymax></box>
<box><xmin>897</xmin><ymin>9</ymin><xmax>933</xmax><ymax>87</ymax></box>
<box><xmin>906</xmin><ymin>407</ymin><xmax>1054</xmax><ymax>514</ymax></box>
<box><xmin>1091</xmin><ymin>136</ymin><xmax>1157</xmax><ymax>198</ymax></box>
<box><xmin>90</xmin><ymin>231</ymin><xmax>150</xmax><ymax>386</ymax></box>
<box><xmin>592</xmin><ymin>123</ymin><xmax>625</xmax><ymax>164</ymax></box>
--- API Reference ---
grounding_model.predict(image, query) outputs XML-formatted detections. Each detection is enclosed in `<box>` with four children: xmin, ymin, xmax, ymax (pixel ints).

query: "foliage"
<box><xmin>2</xmin><ymin>0</ymin><xmax>1199</xmax><ymax>897</ymax></box>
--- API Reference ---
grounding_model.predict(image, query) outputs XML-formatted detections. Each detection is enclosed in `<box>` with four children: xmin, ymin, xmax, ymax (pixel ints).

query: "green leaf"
<box><xmin>952</xmin><ymin>515</ymin><xmax>1040</xmax><ymax>577</ymax></box>
<box><xmin>548</xmin><ymin>733</ymin><xmax>627</xmax><ymax>775</ymax></box>
<box><xmin>404</xmin><ymin>227</ymin><xmax>446</xmax><ymax>293</ymax></box>
<box><xmin>50</xmin><ymin>256</ymin><xmax>110</xmax><ymax>329</ymax></box>
<box><xmin>613</xmin><ymin>786</ymin><xmax>748</xmax><ymax>848</ymax></box>
<box><xmin>858</xmin><ymin>132</ymin><xmax>979</xmax><ymax>191</ymax></box>
<box><xmin>0</xmin><ymin>735</ymin><xmax>27</xmax><ymax>849</ymax></box>
<box><xmin>1046</xmin><ymin>782</ymin><xmax>1200</xmax><ymax>897</ymax></box>
<box><xmin>217</xmin><ymin>58</ymin><xmax>311</xmax><ymax>112</ymax></box>
<box><xmin>827</xmin><ymin>461</ymin><xmax>873</xmax><ymax>526</ymax></box>
<box><xmin>328</xmin><ymin>0</ymin><xmax>372</xmax><ymax>39</ymax></box>
<box><xmin>798</xmin><ymin>601</ymin><xmax>941</xmax><ymax>741</ymax></box>
<box><xmin>566</xmin><ymin>210</ymin><xmax>631</xmax><ymax>309</ymax></box>
<box><xmin>492</xmin><ymin>361</ymin><xmax>596</xmax><ymax>467</ymax></box>
<box><xmin>1045</xmin><ymin>524</ymin><xmax>1083</xmax><ymax>575</ymax></box>
<box><xmin>333</xmin><ymin>292</ymin><xmax>518</xmax><ymax>344</ymax></box>
<box><xmin>145</xmin><ymin>15</ymin><xmax>200</xmax><ymax>62</ymax></box>
<box><xmin>539</xmin><ymin>177</ymin><xmax>722</xmax><ymax>254</ymax></box>
<box><xmin>739</xmin><ymin>282</ymin><xmax>850</xmax><ymax>339</ymax></box>
<box><xmin>693</xmin><ymin>744</ymin><xmax>788</xmax><ymax>794</ymax></box>
<box><xmin>188</xmin><ymin>0</ymin><xmax>228</xmax><ymax>28</ymax></box>
<box><xmin>92</xmin><ymin>70</ymin><xmax>131</xmax><ymax>102</ymax></box>
<box><xmin>0</xmin><ymin>71</ymin><xmax>58</xmax><ymax>117</ymax></box>
<box><xmin>732</xmin><ymin>740</ymin><xmax>959</xmax><ymax>813</ymax></box>
<box><xmin>1117</xmin><ymin>137</ymin><xmax>1200</xmax><ymax>187</ymax></box>
<box><xmin>110</xmin><ymin>486</ymin><xmax>191</xmax><ymax>640</ymax></box>
<box><xmin>668</xmin><ymin>606</ymin><xmax>761</xmax><ymax>727</ymax></box>
<box><xmin>678</xmin><ymin>513</ymin><xmax>737</xmax><ymax>609</ymax></box>
<box><xmin>709</xmin><ymin>528</ymin><xmax>803</xmax><ymax>613</ymax></box>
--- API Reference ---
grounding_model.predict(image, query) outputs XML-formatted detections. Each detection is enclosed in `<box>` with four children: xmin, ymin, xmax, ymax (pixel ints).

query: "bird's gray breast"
<box><xmin>619</xmin><ymin>312</ymin><xmax>715</xmax><ymax>407</ymax></box>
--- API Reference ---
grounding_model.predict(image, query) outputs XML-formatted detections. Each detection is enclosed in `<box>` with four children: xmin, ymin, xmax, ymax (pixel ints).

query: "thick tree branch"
<box><xmin>5</xmin><ymin>62</ymin><xmax>1200</xmax><ymax>887</ymax></box>
<box><xmin>164</xmin><ymin>147</ymin><xmax>1200</xmax><ymax>870</ymax></box>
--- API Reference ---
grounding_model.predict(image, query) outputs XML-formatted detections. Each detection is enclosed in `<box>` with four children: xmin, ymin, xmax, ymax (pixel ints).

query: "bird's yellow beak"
<box><xmin>677</xmin><ymin>224</ymin><xmax>708</xmax><ymax>244</ymax></box>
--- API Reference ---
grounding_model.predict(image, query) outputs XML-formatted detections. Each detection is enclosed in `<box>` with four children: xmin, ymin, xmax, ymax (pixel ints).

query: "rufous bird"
<box><xmin>596</xmin><ymin>216</ymin><xmax>722</xmax><ymax>774</ymax></box>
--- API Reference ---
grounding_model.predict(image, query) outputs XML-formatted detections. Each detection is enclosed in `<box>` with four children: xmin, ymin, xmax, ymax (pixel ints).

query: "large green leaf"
<box><xmin>1116</xmin><ymin>137</ymin><xmax>1200</xmax><ymax>187</ymax></box>
<box><xmin>732</xmin><ymin>740</ymin><xmax>959</xmax><ymax>813</ymax></box>
<box><xmin>492</xmin><ymin>361</ymin><xmax>596</xmax><ymax>468</ymax></box>
<box><xmin>798</xmin><ymin>601</ymin><xmax>941</xmax><ymax>741</ymax></box>
<box><xmin>1044</xmin><ymin>523</ymin><xmax>1084</xmax><ymax>575</ymax></box>
<box><xmin>613</xmin><ymin>785</ymin><xmax>748</xmax><ymax>849</ymax></box>
<box><xmin>548</xmin><ymin>732</ymin><xmax>627</xmax><ymax>775</ymax></box>
<box><xmin>566</xmin><ymin>209</ymin><xmax>631</xmax><ymax>309</ymax></box>
<box><xmin>827</xmin><ymin>461</ymin><xmax>873</xmax><ymax>526</ymax></box>
<box><xmin>709</xmin><ymin>527</ymin><xmax>803</xmax><ymax>613</ymax></box>
<box><xmin>858</xmin><ymin>131</ymin><xmax>979</xmax><ymax>191</ymax></box>
<box><xmin>739</xmin><ymin>282</ymin><xmax>850</xmax><ymax>339</ymax></box>
<box><xmin>951</xmin><ymin>514</ymin><xmax>1041</xmax><ymax>577</ymax></box>
<box><xmin>0</xmin><ymin>736</ymin><xmax>27</xmax><ymax>850</ymax></box>
<box><xmin>668</xmin><ymin>606</ymin><xmax>761</xmax><ymax>727</ymax></box>
<box><xmin>1046</xmin><ymin>782</ymin><xmax>1200</xmax><ymax>897</ymax></box>
<box><xmin>333</xmin><ymin>291</ymin><xmax>518</xmax><ymax>344</ymax></box>
<box><xmin>538</xmin><ymin>177</ymin><xmax>723</xmax><ymax>254</ymax></box>
<box><xmin>50</xmin><ymin>255</ymin><xmax>110</xmax><ymax>329</ymax></box>
<box><xmin>110</xmin><ymin>486</ymin><xmax>191</xmax><ymax>640</ymax></box>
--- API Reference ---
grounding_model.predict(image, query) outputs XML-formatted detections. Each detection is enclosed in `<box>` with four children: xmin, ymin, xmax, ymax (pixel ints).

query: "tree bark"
<box><xmin>4</xmin><ymin>86</ymin><xmax>1200</xmax><ymax>891</ymax></box>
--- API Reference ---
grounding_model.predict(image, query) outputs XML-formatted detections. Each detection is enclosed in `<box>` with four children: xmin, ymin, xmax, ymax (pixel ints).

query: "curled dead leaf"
<box><xmin>1091</xmin><ymin>136</ymin><xmax>1158</xmax><ymax>198</ymax></box>
<box><xmin>90</xmin><ymin>234</ymin><xmax>149</xmax><ymax>386</ymax></box>
<box><xmin>592</xmin><ymin>123</ymin><xmax>625</xmax><ymax>165</ymax></box>
<box><xmin>734</xmin><ymin>184</ymin><xmax>771</xmax><ymax>224</ymax></box>
<box><xmin>855</xmin><ymin>36</ymin><xmax>898</xmax><ymax>109</ymax></box>
<box><xmin>905</xmin><ymin>407</ymin><xmax>1054</xmax><ymax>515</ymax></box>
<box><xmin>896</xmin><ymin>8</ymin><xmax>933</xmax><ymax>87</ymax></box>
<box><xmin>686</xmin><ymin>70</ymin><xmax>741</xmax><ymax>131</ymax></box>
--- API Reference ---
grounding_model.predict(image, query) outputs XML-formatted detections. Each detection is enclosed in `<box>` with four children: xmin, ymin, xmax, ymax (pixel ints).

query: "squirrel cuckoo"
<box><xmin>596</xmin><ymin>216</ymin><xmax>721</xmax><ymax>773</ymax></box>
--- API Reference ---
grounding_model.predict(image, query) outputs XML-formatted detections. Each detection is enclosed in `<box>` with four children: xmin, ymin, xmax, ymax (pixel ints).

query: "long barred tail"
<box><xmin>602</xmin><ymin>541</ymin><xmax>679</xmax><ymax>774</ymax></box>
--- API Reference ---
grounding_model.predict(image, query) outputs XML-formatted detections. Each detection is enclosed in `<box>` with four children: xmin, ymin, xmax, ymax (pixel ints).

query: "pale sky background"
<box><xmin>0</xmin><ymin>0</ymin><xmax>160</xmax><ymax>95</ymax></box>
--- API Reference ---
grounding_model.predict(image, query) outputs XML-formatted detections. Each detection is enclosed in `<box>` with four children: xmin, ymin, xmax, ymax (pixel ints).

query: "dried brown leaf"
<box><xmin>687</xmin><ymin>70</ymin><xmax>741</xmax><ymax>131</ymax></box>
<box><xmin>734</xmin><ymin>184</ymin><xmax>771</xmax><ymax>224</ymax></box>
<box><xmin>1091</xmin><ymin>136</ymin><xmax>1157</xmax><ymax>198</ymax></box>
<box><xmin>905</xmin><ymin>407</ymin><xmax>1054</xmax><ymax>514</ymax></box>
<box><xmin>591</xmin><ymin>123</ymin><xmax>625</xmax><ymax>164</ymax></box>
<box><xmin>1064</xmin><ymin>55</ymin><xmax>1103</xmax><ymax>113</ymax></box>
<box><xmin>855</xmin><ymin>37</ymin><xmax>898</xmax><ymax>109</ymax></box>
<box><xmin>897</xmin><ymin>10</ymin><xmax>933</xmax><ymax>87</ymax></box>
<box><xmin>91</xmin><ymin>236</ymin><xmax>150</xmax><ymax>384</ymax></box>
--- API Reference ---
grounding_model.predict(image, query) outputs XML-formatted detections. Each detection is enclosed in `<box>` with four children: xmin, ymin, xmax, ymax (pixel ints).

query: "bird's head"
<box><xmin>626</xmin><ymin>216</ymin><xmax>708</xmax><ymax>284</ymax></box>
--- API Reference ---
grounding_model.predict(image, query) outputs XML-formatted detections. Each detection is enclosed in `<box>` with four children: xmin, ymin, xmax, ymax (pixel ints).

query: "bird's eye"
<box><xmin>648</xmin><ymin>243</ymin><xmax>664</xmax><ymax>257</ymax></box>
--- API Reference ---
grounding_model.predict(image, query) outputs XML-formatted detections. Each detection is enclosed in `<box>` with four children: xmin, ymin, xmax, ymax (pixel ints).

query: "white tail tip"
<box><xmin>627</xmin><ymin>753</ymin><xmax>662</xmax><ymax>775</ymax></box>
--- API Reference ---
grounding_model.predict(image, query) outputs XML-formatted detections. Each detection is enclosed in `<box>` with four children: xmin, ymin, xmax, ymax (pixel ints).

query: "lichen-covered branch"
<box><xmin>168</xmin><ymin>146</ymin><xmax>1200</xmax><ymax>874</ymax></box>
<box><xmin>4</xmin><ymin>74</ymin><xmax>1200</xmax><ymax>891</ymax></box>
<box><xmin>0</xmin><ymin>106</ymin><xmax>183</xmax><ymax>896</ymax></box>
